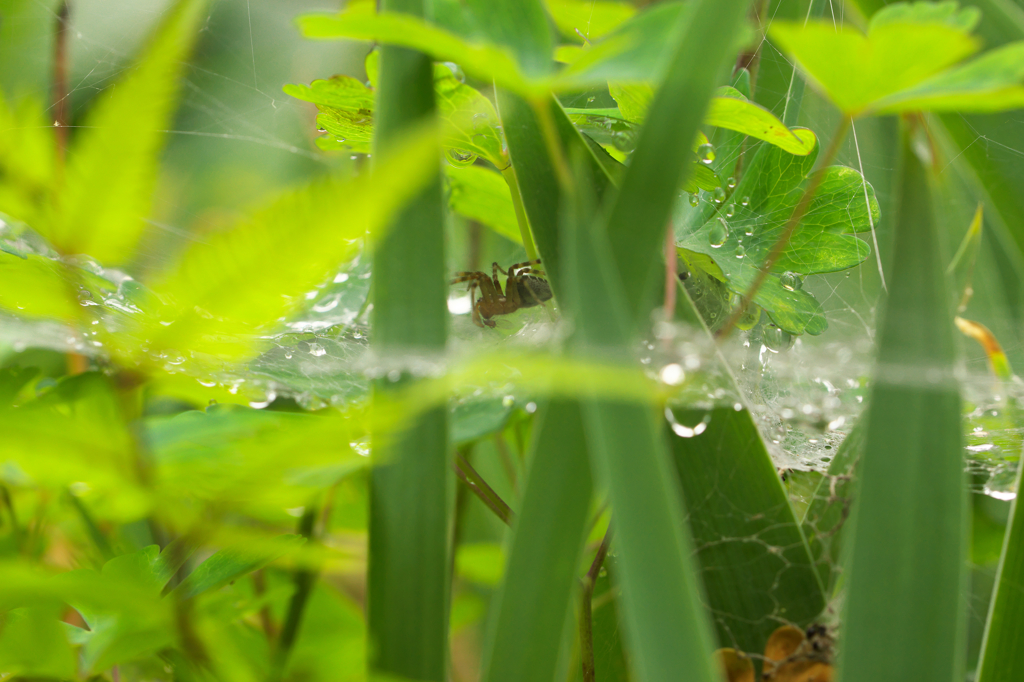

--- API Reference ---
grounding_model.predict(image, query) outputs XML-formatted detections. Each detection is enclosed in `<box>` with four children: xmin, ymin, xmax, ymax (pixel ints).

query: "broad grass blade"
<box><xmin>838</xmin><ymin>127</ymin><xmax>968</xmax><ymax>682</ymax></box>
<box><xmin>368</xmin><ymin>0</ymin><xmax>449</xmax><ymax>678</ymax></box>
<box><xmin>481</xmin><ymin>400</ymin><xmax>593</xmax><ymax>682</ymax></box>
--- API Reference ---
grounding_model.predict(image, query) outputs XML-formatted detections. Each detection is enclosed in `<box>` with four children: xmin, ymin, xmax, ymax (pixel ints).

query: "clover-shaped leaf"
<box><xmin>285</xmin><ymin>51</ymin><xmax>507</xmax><ymax>168</ymax></box>
<box><xmin>769</xmin><ymin>1</ymin><xmax>1024</xmax><ymax>117</ymax></box>
<box><xmin>676</xmin><ymin>133</ymin><xmax>879</xmax><ymax>335</ymax></box>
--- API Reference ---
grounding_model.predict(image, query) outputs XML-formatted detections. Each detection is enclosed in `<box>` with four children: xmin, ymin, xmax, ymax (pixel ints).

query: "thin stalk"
<box><xmin>454</xmin><ymin>452</ymin><xmax>515</xmax><ymax>527</ymax></box>
<box><xmin>252</xmin><ymin>570</ymin><xmax>276</xmax><ymax>640</ymax></box>
<box><xmin>531</xmin><ymin>96</ymin><xmax>574</xmax><ymax>193</ymax></box>
<box><xmin>67</xmin><ymin>491</ymin><xmax>115</xmax><ymax>561</ymax></box>
<box><xmin>1</xmin><ymin>486</ymin><xmax>21</xmax><ymax>551</ymax></box>
<box><xmin>717</xmin><ymin>115</ymin><xmax>851</xmax><ymax>339</ymax></box>
<box><xmin>270</xmin><ymin>505</ymin><xmax>320</xmax><ymax>681</ymax></box>
<box><xmin>501</xmin><ymin>164</ymin><xmax>539</xmax><ymax>260</ymax></box>
<box><xmin>663</xmin><ymin>223</ymin><xmax>677</xmax><ymax>321</ymax></box>
<box><xmin>580</xmin><ymin>525</ymin><xmax>613</xmax><ymax>682</ymax></box>
<box><xmin>53</xmin><ymin>1</ymin><xmax>71</xmax><ymax>167</ymax></box>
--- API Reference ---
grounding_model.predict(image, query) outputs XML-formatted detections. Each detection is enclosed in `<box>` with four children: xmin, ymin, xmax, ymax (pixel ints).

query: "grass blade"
<box><xmin>838</xmin><ymin>126</ymin><xmax>967</xmax><ymax>682</ymax></box>
<box><xmin>481</xmin><ymin>400</ymin><xmax>593</xmax><ymax>682</ymax></box>
<box><xmin>367</xmin><ymin>0</ymin><xmax>449</xmax><ymax>678</ymax></box>
<box><xmin>976</xmin><ymin>458</ymin><xmax>1024</xmax><ymax>682</ymax></box>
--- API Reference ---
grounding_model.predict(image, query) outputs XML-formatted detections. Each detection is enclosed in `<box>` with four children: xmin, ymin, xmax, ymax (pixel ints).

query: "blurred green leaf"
<box><xmin>147</xmin><ymin>404</ymin><xmax>367</xmax><ymax>507</ymax></box>
<box><xmin>0</xmin><ymin>605</ymin><xmax>77</xmax><ymax>679</ymax></box>
<box><xmin>544</xmin><ymin>0</ymin><xmax>635</xmax><ymax>42</ymax></box>
<box><xmin>676</xmin><ymin>134</ymin><xmax>879</xmax><ymax>335</ymax></box>
<box><xmin>446</xmin><ymin>165</ymin><xmax>522</xmax><ymax>245</ymax></box>
<box><xmin>171</xmin><ymin>534</ymin><xmax>306</xmax><ymax>600</ymax></box>
<box><xmin>838</xmin><ymin>129</ymin><xmax>967</xmax><ymax>682</ymax></box>
<box><xmin>136</xmin><ymin>126</ymin><xmax>439</xmax><ymax>362</ymax></box>
<box><xmin>49</xmin><ymin>0</ymin><xmax>209</xmax><ymax>263</ymax></box>
<box><xmin>455</xmin><ymin>542</ymin><xmax>506</xmax><ymax>587</ymax></box>
<box><xmin>0</xmin><ymin>95</ymin><xmax>53</xmax><ymax>228</ymax></box>
<box><xmin>451</xmin><ymin>396</ymin><xmax>516</xmax><ymax>444</ymax></box>
<box><xmin>463</xmin><ymin>0</ymin><xmax>553</xmax><ymax>79</ymax></box>
<box><xmin>0</xmin><ymin>253</ymin><xmax>79</xmax><ymax>321</ymax></box>
<box><xmin>769</xmin><ymin>4</ymin><xmax>1024</xmax><ymax>116</ymax></box>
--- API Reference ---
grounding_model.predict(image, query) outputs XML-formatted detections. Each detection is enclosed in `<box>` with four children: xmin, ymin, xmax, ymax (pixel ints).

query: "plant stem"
<box><xmin>717</xmin><ymin>115</ymin><xmax>851</xmax><ymax>340</ymax></box>
<box><xmin>271</xmin><ymin>505</ymin><xmax>320</xmax><ymax>681</ymax></box>
<box><xmin>53</xmin><ymin>0</ymin><xmax>71</xmax><ymax>167</ymax></box>
<box><xmin>663</xmin><ymin>223</ymin><xmax>678</xmax><ymax>321</ymax></box>
<box><xmin>580</xmin><ymin>525</ymin><xmax>613</xmax><ymax>682</ymax></box>
<box><xmin>453</xmin><ymin>452</ymin><xmax>515</xmax><ymax>527</ymax></box>
<box><xmin>501</xmin><ymin>164</ymin><xmax>539</xmax><ymax>261</ymax></box>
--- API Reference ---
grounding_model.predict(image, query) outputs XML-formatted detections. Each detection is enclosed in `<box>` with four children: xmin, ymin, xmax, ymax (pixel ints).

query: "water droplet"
<box><xmin>308</xmin><ymin>342</ymin><xmax>326</xmax><ymax>357</ymax></box>
<box><xmin>725</xmin><ymin>205</ymin><xmax>735</xmax><ymax>218</ymax></box>
<box><xmin>316</xmin><ymin>127</ymin><xmax>327</xmax><ymax>133</ymax></box>
<box><xmin>586</xmin><ymin>96</ymin><xmax>596</xmax><ymax>104</ymax></box>
<box><xmin>763</xmin><ymin>326</ymin><xmax>794</xmax><ymax>351</ymax></box>
<box><xmin>313</xmin><ymin>293</ymin><xmax>341</xmax><ymax>313</ymax></box>
<box><xmin>697</xmin><ymin>143</ymin><xmax>716</xmax><ymax>165</ymax></box>
<box><xmin>659</xmin><ymin>363</ymin><xmax>685</xmax><ymax>386</ymax></box>
<box><xmin>688</xmin><ymin>193</ymin><xmax>700</xmax><ymax>207</ymax></box>
<box><xmin>708</xmin><ymin>218</ymin><xmax>729</xmax><ymax>248</ymax></box>
<box><xmin>665</xmin><ymin>407</ymin><xmax>711</xmax><ymax>438</ymax></box>
<box><xmin>727</xmin><ymin>176</ymin><xmax>737</xmax><ymax>189</ymax></box>
<box><xmin>741</xmin><ymin>195</ymin><xmax>750</xmax><ymax>206</ymax></box>
<box><xmin>780</xmin><ymin>271</ymin><xmax>803</xmax><ymax>291</ymax></box>
<box><xmin>442</xmin><ymin>62</ymin><xmax>465</xmax><ymax>83</ymax></box>
<box><xmin>712</xmin><ymin>187</ymin><xmax>727</xmax><ymax>204</ymax></box>
<box><xmin>445</xmin><ymin>147</ymin><xmax>477</xmax><ymax>168</ymax></box>
<box><xmin>735</xmin><ymin>244</ymin><xmax>745</xmax><ymax>258</ymax></box>
<box><xmin>284</xmin><ymin>350</ymin><xmax>293</xmax><ymax>359</ymax></box>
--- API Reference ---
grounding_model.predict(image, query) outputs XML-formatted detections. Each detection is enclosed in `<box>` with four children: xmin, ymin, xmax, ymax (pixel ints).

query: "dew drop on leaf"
<box><xmin>712</xmin><ymin>187</ymin><xmax>727</xmax><ymax>204</ymax></box>
<box><xmin>741</xmin><ymin>195</ymin><xmax>750</xmax><ymax>206</ymax></box>
<box><xmin>697</xmin><ymin>143</ymin><xmax>716</xmax><ymax>164</ymax></box>
<box><xmin>442</xmin><ymin>61</ymin><xmax>465</xmax><ymax>83</ymax></box>
<box><xmin>725</xmin><ymin>204</ymin><xmax>735</xmax><ymax>218</ymax></box>
<box><xmin>727</xmin><ymin>176</ymin><xmax>736</xmax><ymax>189</ymax></box>
<box><xmin>688</xmin><ymin>193</ymin><xmax>700</xmax><ymax>207</ymax></box>
<box><xmin>445</xmin><ymin>148</ymin><xmax>478</xmax><ymax>168</ymax></box>
<box><xmin>780</xmin><ymin>271</ymin><xmax>803</xmax><ymax>291</ymax></box>
<box><xmin>735</xmin><ymin>244</ymin><xmax>745</xmax><ymax>258</ymax></box>
<box><xmin>709</xmin><ymin>218</ymin><xmax>729</xmax><ymax>248</ymax></box>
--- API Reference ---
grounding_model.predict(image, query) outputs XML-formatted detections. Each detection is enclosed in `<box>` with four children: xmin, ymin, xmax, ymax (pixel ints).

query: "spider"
<box><xmin>450</xmin><ymin>259</ymin><xmax>553</xmax><ymax>328</ymax></box>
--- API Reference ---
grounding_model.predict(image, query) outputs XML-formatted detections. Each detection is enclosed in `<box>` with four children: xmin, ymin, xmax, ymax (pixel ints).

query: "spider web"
<box><xmin>0</xmin><ymin>1</ymin><xmax>1019</xmax><ymax>676</ymax></box>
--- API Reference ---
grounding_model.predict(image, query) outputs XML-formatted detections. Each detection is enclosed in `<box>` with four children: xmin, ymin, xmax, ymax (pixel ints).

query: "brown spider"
<box><xmin>450</xmin><ymin>259</ymin><xmax>553</xmax><ymax>328</ymax></box>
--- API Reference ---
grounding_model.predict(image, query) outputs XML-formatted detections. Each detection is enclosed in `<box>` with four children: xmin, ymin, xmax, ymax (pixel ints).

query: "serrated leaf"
<box><xmin>134</xmin><ymin>127</ymin><xmax>439</xmax><ymax>362</ymax></box>
<box><xmin>49</xmin><ymin>0</ymin><xmax>208</xmax><ymax>263</ymax></box>
<box><xmin>286</xmin><ymin>53</ymin><xmax>506</xmax><ymax>167</ymax></box>
<box><xmin>446</xmin><ymin>165</ymin><xmax>521</xmax><ymax>244</ymax></box>
<box><xmin>676</xmin><ymin>134</ymin><xmax>878</xmax><ymax>335</ymax></box>
<box><xmin>767</xmin><ymin>4</ymin><xmax>1024</xmax><ymax>116</ymax></box>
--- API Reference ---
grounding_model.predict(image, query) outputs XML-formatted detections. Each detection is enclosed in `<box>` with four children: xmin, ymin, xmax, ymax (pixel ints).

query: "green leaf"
<box><xmin>446</xmin><ymin>166</ymin><xmax>522</xmax><ymax>245</ymax></box>
<box><xmin>451</xmin><ymin>396</ymin><xmax>517</xmax><ymax>444</ymax></box>
<box><xmin>147</xmin><ymin>405</ymin><xmax>367</xmax><ymax>507</ymax></box>
<box><xmin>669</xmin><ymin>406</ymin><xmax>827</xmax><ymax>659</ymax></box>
<box><xmin>135</xmin><ymin>127</ymin><xmax>439</xmax><ymax>362</ymax></box>
<box><xmin>0</xmin><ymin>606</ymin><xmax>77</xmax><ymax>679</ymax></box>
<box><xmin>48</xmin><ymin>0</ymin><xmax>209</xmax><ymax>263</ymax></box>
<box><xmin>676</xmin><ymin>134</ymin><xmax>878</xmax><ymax>335</ymax></box>
<box><xmin>171</xmin><ymin>534</ymin><xmax>306</xmax><ymax>599</ymax></box>
<box><xmin>286</xmin><ymin>53</ymin><xmax>507</xmax><ymax>167</ymax></box>
<box><xmin>0</xmin><ymin>95</ymin><xmax>54</xmax><ymax>229</ymax></box>
<box><xmin>544</xmin><ymin>0</ymin><xmax>636</xmax><ymax>42</ymax></box>
<box><xmin>0</xmin><ymin>253</ymin><xmax>79</xmax><ymax>321</ymax></box>
<box><xmin>284</xmin><ymin>76</ymin><xmax>375</xmax><ymax>154</ymax></box>
<box><xmin>463</xmin><ymin>0</ymin><xmax>553</xmax><ymax>79</ymax></box>
<box><xmin>838</xmin><ymin>129</ymin><xmax>967</xmax><ymax>682</ymax></box>
<box><xmin>480</xmin><ymin>400</ymin><xmax>593</xmax><ymax>682</ymax></box>
<box><xmin>872</xmin><ymin>42</ymin><xmax>1024</xmax><ymax>114</ymax></box>
<box><xmin>976</xmin><ymin>455</ymin><xmax>1024</xmax><ymax>682</ymax></box>
<box><xmin>768</xmin><ymin>5</ymin><xmax>1024</xmax><ymax>116</ymax></box>
<box><xmin>608</xmin><ymin>83</ymin><xmax>816</xmax><ymax>156</ymax></box>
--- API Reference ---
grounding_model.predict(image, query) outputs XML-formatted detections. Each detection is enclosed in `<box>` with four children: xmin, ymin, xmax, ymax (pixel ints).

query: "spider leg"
<box><xmin>505</xmin><ymin>259</ymin><xmax>542</xmax><ymax>276</ymax></box>
<box><xmin>490</xmin><ymin>262</ymin><xmax>505</xmax><ymax>297</ymax></box>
